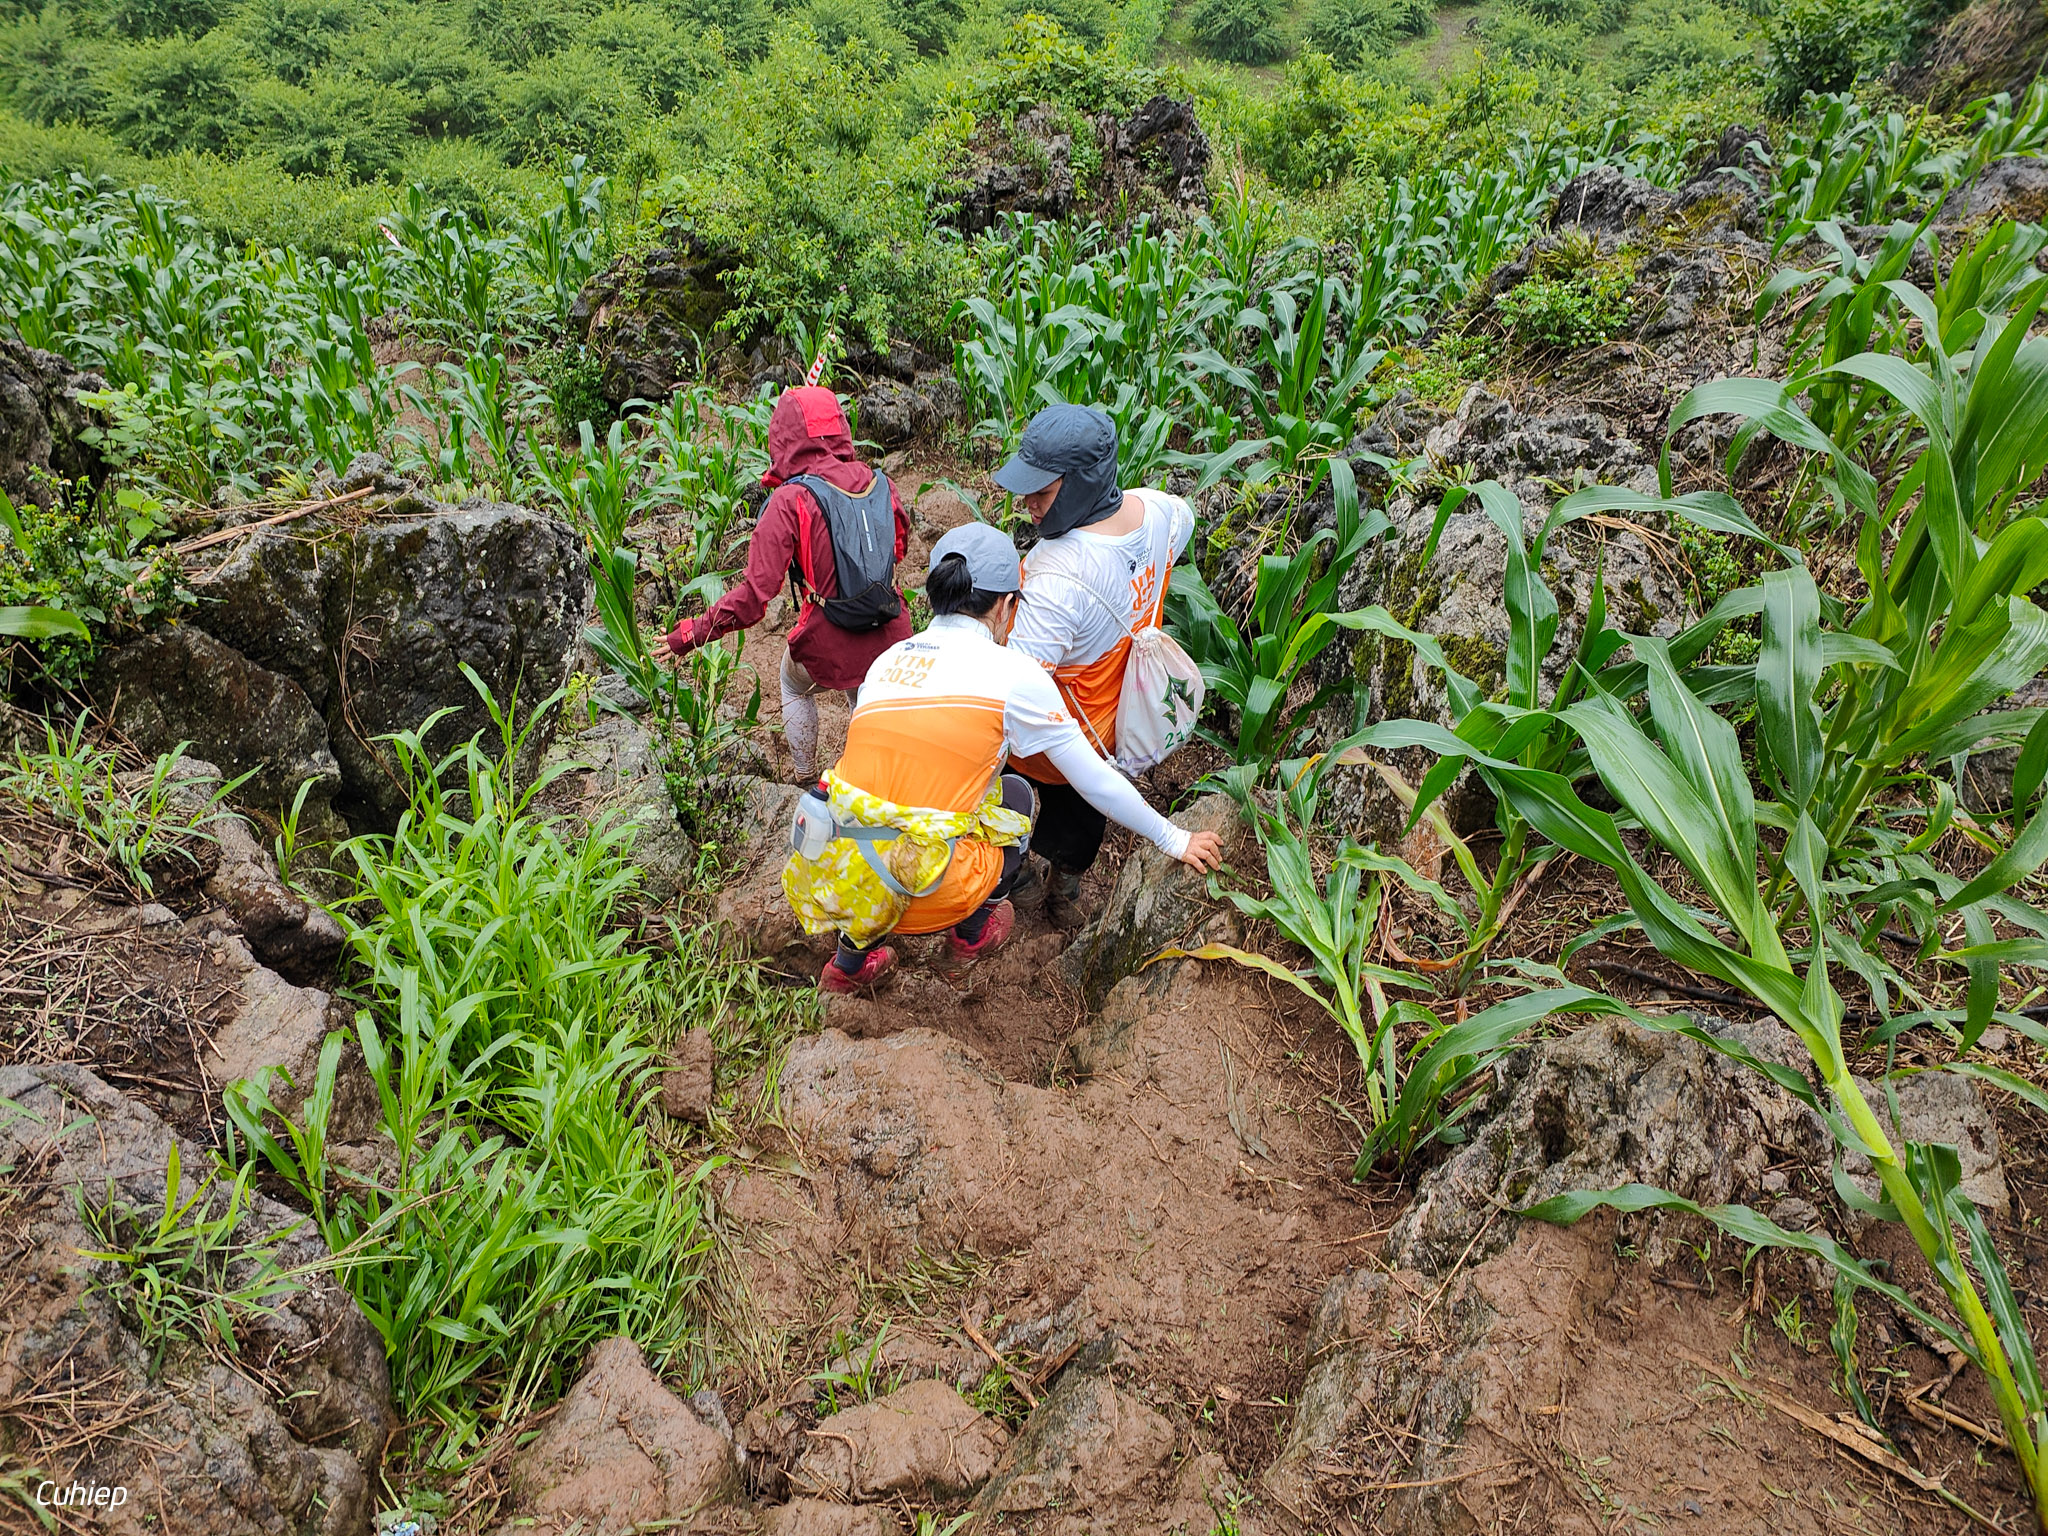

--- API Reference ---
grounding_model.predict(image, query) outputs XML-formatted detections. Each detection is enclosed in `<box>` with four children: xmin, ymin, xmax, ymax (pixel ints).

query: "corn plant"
<box><xmin>1183</xmin><ymin>276</ymin><xmax>1385</xmax><ymax>488</ymax></box>
<box><xmin>1759</xmin><ymin>96</ymin><xmax>1963</xmax><ymax>251</ymax></box>
<box><xmin>1339</xmin><ymin>477</ymin><xmax>1781</xmax><ymax>990</ymax></box>
<box><xmin>1166</xmin><ymin>459</ymin><xmax>1386</xmax><ymax>770</ymax></box>
<box><xmin>1372</xmin><ymin>272</ymin><xmax>2048</xmax><ymax>1517</ymax></box>
<box><xmin>2</xmin><ymin>720</ymin><xmax>242</xmax><ymax>895</ymax></box>
<box><xmin>1756</xmin><ymin>218</ymin><xmax>2048</xmax><ymax>498</ymax></box>
<box><xmin>1161</xmin><ymin>754</ymin><xmax>1666</xmax><ymax>1171</ymax></box>
<box><xmin>512</xmin><ymin>158</ymin><xmax>607</xmax><ymax>325</ymax></box>
<box><xmin>78</xmin><ymin>1141</ymin><xmax>306</xmax><ymax>1375</ymax></box>
<box><xmin>1428</xmin><ymin>634</ymin><xmax>2048</xmax><ymax>1525</ymax></box>
<box><xmin>952</xmin><ymin>289</ymin><xmax>1102</xmax><ymax>450</ymax></box>
<box><xmin>1666</xmin><ymin>273</ymin><xmax>2048</xmax><ymax>958</ymax></box>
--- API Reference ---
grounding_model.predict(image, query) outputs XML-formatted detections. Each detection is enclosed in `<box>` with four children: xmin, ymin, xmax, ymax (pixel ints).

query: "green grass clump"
<box><xmin>227</xmin><ymin>678</ymin><xmax>715</xmax><ymax>1464</ymax></box>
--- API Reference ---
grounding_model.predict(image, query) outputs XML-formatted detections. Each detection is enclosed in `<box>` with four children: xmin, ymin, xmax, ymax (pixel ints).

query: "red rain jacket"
<box><xmin>664</xmin><ymin>387</ymin><xmax>911</xmax><ymax>693</ymax></box>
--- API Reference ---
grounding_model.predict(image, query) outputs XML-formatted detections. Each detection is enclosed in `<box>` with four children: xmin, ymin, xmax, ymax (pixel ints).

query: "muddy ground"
<box><xmin>624</xmin><ymin>464</ymin><xmax>2044</xmax><ymax>1536</ymax></box>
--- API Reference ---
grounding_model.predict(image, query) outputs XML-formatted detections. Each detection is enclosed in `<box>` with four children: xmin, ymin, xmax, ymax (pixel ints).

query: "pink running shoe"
<box><xmin>820</xmin><ymin>946</ymin><xmax>896</xmax><ymax>994</ymax></box>
<box><xmin>948</xmin><ymin>900</ymin><xmax>1015</xmax><ymax>960</ymax></box>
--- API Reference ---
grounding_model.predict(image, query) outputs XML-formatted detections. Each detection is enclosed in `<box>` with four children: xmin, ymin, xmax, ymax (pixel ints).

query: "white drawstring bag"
<box><xmin>1113</xmin><ymin>619</ymin><xmax>1205</xmax><ymax>772</ymax></box>
<box><xmin>1035</xmin><ymin>510</ymin><xmax>1204</xmax><ymax>774</ymax></box>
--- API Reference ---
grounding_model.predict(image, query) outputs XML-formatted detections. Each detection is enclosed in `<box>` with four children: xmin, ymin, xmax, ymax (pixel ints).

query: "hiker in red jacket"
<box><xmin>656</xmin><ymin>386</ymin><xmax>912</xmax><ymax>783</ymax></box>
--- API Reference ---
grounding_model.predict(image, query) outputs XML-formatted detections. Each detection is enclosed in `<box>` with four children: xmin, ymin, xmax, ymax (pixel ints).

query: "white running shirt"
<box><xmin>1010</xmin><ymin>488</ymin><xmax>1196</xmax><ymax>670</ymax></box>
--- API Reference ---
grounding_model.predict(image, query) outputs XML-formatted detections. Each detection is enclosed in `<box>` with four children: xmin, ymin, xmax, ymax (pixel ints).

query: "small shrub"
<box><xmin>0</xmin><ymin>8</ymin><xmax>112</xmax><ymax>127</ymax></box>
<box><xmin>1477</xmin><ymin>8</ymin><xmax>1589</xmax><ymax>68</ymax></box>
<box><xmin>535</xmin><ymin>342</ymin><xmax>616</xmax><ymax>437</ymax></box>
<box><xmin>662</xmin><ymin>0</ymin><xmax>773</xmax><ymax>61</ymax></box>
<box><xmin>98</xmin><ymin>32</ymin><xmax>251</xmax><ymax>157</ymax></box>
<box><xmin>236</xmin><ymin>0</ymin><xmax>353</xmax><ymax>85</ymax></box>
<box><xmin>467</xmin><ymin>0</ymin><xmax>575</xmax><ymax>68</ymax></box>
<box><xmin>1245</xmin><ymin>49</ymin><xmax>1356</xmax><ymax>189</ymax></box>
<box><xmin>1616</xmin><ymin>0</ymin><xmax>1753</xmax><ymax>89</ymax></box>
<box><xmin>496</xmin><ymin>47</ymin><xmax>638</xmax><ymax>169</ymax></box>
<box><xmin>1188</xmin><ymin>0</ymin><xmax>1287</xmax><ymax>63</ymax></box>
<box><xmin>1300</xmin><ymin>0</ymin><xmax>1432</xmax><ymax>64</ymax></box>
<box><xmin>0</xmin><ymin>483</ymin><xmax>188</xmax><ymax>690</ymax></box>
<box><xmin>1493</xmin><ymin>244</ymin><xmax>1636</xmax><ymax>349</ymax></box>
<box><xmin>102</xmin><ymin>0</ymin><xmax>219</xmax><ymax>40</ymax></box>
<box><xmin>969</xmin><ymin>13</ymin><xmax>1166</xmax><ymax>116</ymax></box>
<box><xmin>245</xmin><ymin>74</ymin><xmax>413</xmax><ymax>181</ymax></box>
<box><xmin>1764</xmin><ymin>0</ymin><xmax>1865</xmax><ymax>113</ymax></box>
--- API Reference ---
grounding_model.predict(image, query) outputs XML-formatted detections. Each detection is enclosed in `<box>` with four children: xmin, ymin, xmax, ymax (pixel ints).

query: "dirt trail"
<box><xmin>687</xmin><ymin>469</ymin><xmax>1398</xmax><ymax>1491</ymax></box>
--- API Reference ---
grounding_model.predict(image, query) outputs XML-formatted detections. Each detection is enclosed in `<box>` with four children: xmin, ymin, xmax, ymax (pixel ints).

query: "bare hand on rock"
<box><xmin>1177</xmin><ymin>829</ymin><xmax>1224</xmax><ymax>873</ymax></box>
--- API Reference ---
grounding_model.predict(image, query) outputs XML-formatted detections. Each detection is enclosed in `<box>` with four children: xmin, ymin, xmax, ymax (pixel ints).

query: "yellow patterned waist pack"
<box><xmin>781</xmin><ymin>770</ymin><xmax>1032</xmax><ymax>946</ymax></box>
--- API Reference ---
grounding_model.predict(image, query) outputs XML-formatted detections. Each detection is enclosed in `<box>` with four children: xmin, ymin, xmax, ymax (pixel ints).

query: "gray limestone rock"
<box><xmin>973</xmin><ymin>1345</ymin><xmax>1175</xmax><ymax>1516</ymax></box>
<box><xmin>793</xmin><ymin>1379</ymin><xmax>1007</xmax><ymax>1501</ymax></box>
<box><xmin>193</xmin><ymin>501</ymin><xmax>589</xmax><ymax>831</ymax></box>
<box><xmin>503</xmin><ymin>1336</ymin><xmax>740</xmax><ymax>1528</ymax></box>
<box><xmin>0</xmin><ymin>1064</ymin><xmax>394</xmax><ymax>1535</ymax></box>
<box><xmin>1940</xmin><ymin>155</ymin><xmax>2048</xmax><ymax>225</ymax></box>
<box><xmin>1386</xmin><ymin>1014</ymin><xmax>1830</xmax><ymax>1274</ymax></box>
<box><xmin>94</xmin><ymin>628</ymin><xmax>346</xmax><ymax>841</ymax></box>
<box><xmin>1057</xmin><ymin>791</ymin><xmax>1246</xmax><ymax>1013</ymax></box>
<box><xmin>0</xmin><ymin>336</ymin><xmax>105</xmax><ymax>509</ymax></box>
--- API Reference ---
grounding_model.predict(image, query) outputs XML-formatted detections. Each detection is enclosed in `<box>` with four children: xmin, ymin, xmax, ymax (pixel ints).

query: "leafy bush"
<box><xmin>0</xmin><ymin>8</ymin><xmax>111</xmax><ymax>127</ymax></box>
<box><xmin>497</xmin><ymin>47</ymin><xmax>639</xmax><ymax>168</ymax></box>
<box><xmin>359</xmin><ymin>22</ymin><xmax>506</xmax><ymax>139</ymax></box>
<box><xmin>104</xmin><ymin>0</ymin><xmax>220</xmax><ymax>40</ymax></box>
<box><xmin>1476</xmin><ymin>7</ymin><xmax>1590</xmax><ymax>69</ymax></box>
<box><xmin>0</xmin><ymin>484</ymin><xmax>187</xmax><ymax>689</ymax></box>
<box><xmin>1300</xmin><ymin>0</ymin><xmax>1432</xmax><ymax>65</ymax></box>
<box><xmin>237</xmin><ymin>0</ymin><xmax>354</xmax><ymax>84</ymax></box>
<box><xmin>1615</xmin><ymin>0</ymin><xmax>1753</xmax><ymax>90</ymax></box>
<box><xmin>1764</xmin><ymin>0</ymin><xmax>1867</xmax><ymax>112</ymax></box>
<box><xmin>1244</xmin><ymin>49</ymin><xmax>1359</xmax><ymax>189</ymax></box>
<box><xmin>246</xmin><ymin>74</ymin><xmax>413</xmax><ymax>180</ymax></box>
<box><xmin>1494</xmin><ymin>265</ymin><xmax>1635</xmax><ymax>347</ymax></box>
<box><xmin>585</xmin><ymin>5</ymin><xmax>724</xmax><ymax>111</ymax></box>
<box><xmin>534</xmin><ymin>342</ymin><xmax>615</xmax><ymax>436</ymax></box>
<box><xmin>1188</xmin><ymin>0</ymin><xmax>1287</xmax><ymax>62</ymax></box>
<box><xmin>663</xmin><ymin>0</ymin><xmax>773</xmax><ymax>60</ymax></box>
<box><xmin>663</xmin><ymin>21</ymin><xmax>977</xmax><ymax>347</ymax></box>
<box><xmin>99</xmin><ymin>32</ymin><xmax>251</xmax><ymax>156</ymax></box>
<box><xmin>1493</xmin><ymin>237</ymin><xmax>1637</xmax><ymax>348</ymax></box>
<box><xmin>968</xmin><ymin>12</ymin><xmax>1167</xmax><ymax>116</ymax></box>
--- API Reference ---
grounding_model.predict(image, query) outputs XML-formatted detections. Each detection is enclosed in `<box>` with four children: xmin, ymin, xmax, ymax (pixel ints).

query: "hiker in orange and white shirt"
<box><xmin>993</xmin><ymin>404</ymin><xmax>1198</xmax><ymax>926</ymax></box>
<box><xmin>787</xmin><ymin>523</ymin><xmax>1223</xmax><ymax>995</ymax></box>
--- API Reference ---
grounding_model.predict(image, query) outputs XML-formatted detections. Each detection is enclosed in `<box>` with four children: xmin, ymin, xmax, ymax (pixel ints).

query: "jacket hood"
<box><xmin>765</xmin><ymin>387</ymin><xmax>872</xmax><ymax>494</ymax></box>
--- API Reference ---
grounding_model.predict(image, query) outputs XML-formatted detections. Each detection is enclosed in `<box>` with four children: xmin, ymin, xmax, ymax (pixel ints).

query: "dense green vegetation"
<box><xmin>4</xmin><ymin>0</ymin><xmax>2048</xmax><ymax>1517</ymax></box>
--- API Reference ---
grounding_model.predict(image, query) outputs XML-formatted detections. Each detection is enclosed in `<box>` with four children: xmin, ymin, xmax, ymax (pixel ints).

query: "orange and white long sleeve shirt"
<box><xmin>833</xmin><ymin>612</ymin><xmax>1190</xmax><ymax>932</ymax></box>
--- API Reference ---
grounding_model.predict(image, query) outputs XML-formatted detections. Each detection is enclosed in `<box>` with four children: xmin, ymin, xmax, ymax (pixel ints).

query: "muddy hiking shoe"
<box><xmin>948</xmin><ymin>899</ymin><xmax>1015</xmax><ymax>960</ymax></box>
<box><xmin>1044</xmin><ymin>866</ymin><xmax>1086</xmax><ymax>930</ymax></box>
<box><xmin>820</xmin><ymin>946</ymin><xmax>895</xmax><ymax>994</ymax></box>
<box><xmin>1010</xmin><ymin>856</ymin><xmax>1046</xmax><ymax>908</ymax></box>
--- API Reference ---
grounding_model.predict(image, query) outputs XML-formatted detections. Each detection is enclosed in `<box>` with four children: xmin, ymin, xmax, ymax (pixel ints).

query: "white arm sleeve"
<box><xmin>1041</xmin><ymin>734</ymin><xmax>1192</xmax><ymax>860</ymax></box>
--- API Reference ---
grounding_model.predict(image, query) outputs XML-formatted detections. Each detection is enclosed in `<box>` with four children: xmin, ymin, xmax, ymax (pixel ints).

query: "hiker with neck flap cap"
<box><xmin>993</xmin><ymin>403</ymin><xmax>1205</xmax><ymax>927</ymax></box>
<box><xmin>783</xmin><ymin>521</ymin><xmax>1224</xmax><ymax>995</ymax></box>
<box><xmin>656</xmin><ymin>386</ymin><xmax>911</xmax><ymax>783</ymax></box>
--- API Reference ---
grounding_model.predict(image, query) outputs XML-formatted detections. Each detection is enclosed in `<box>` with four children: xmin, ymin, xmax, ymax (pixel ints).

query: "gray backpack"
<box><xmin>786</xmin><ymin>472</ymin><xmax>901</xmax><ymax>631</ymax></box>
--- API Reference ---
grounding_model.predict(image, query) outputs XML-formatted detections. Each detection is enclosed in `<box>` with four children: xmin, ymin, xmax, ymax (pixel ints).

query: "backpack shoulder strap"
<box><xmin>785</xmin><ymin>477</ymin><xmax>826</xmax><ymax>596</ymax></box>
